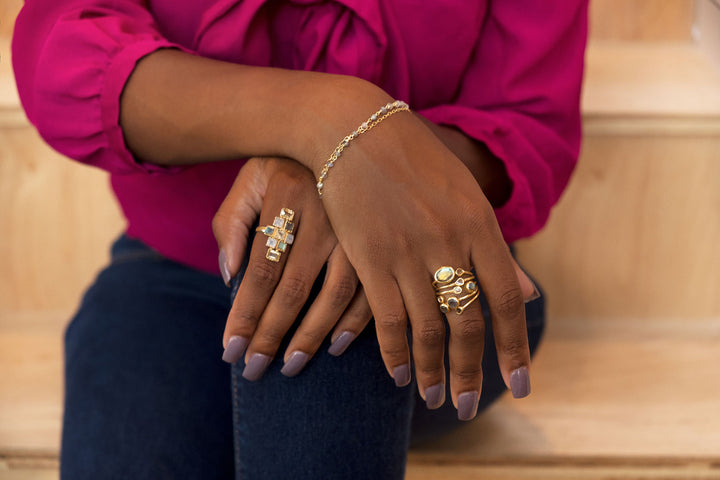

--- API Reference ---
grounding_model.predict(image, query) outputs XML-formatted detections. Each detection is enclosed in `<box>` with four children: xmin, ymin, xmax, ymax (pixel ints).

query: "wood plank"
<box><xmin>696</xmin><ymin>0</ymin><xmax>720</xmax><ymax>70</ymax></box>
<box><xmin>582</xmin><ymin>42</ymin><xmax>720</xmax><ymax>121</ymax></box>
<box><xmin>0</xmin><ymin>127</ymin><xmax>125</xmax><ymax>312</ymax></box>
<box><xmin>590</xmin><ymin>0</ymin><xmax>694</xmax><ymax>42</ymax></box>
<box><xmin>516</xmin><ymin>135</ymin><xmax>720</xmax><ymax>320</ymax></box>
<box><xmin>3</xmin><ymin>311</ymin><xmax>720</xmax><ymax>459</ymax></box>
<box><xmin>412</xmin><ymin>317</ymin><xmax>720</xmax><ymax>459</ymax></box>
<box><xmin>406</xmin><ymin>460</ymin><xmax>720</xmax><ymax>480</ymax></box>
<box><xmin>0</xmin><ymin>0</ymin><xmax>23</xmax><ymax>39</ymax></box>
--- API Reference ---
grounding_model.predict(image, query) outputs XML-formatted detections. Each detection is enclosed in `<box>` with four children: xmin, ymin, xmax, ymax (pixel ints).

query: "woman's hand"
<box><xmin>213</xmin><ymin>157</ymin><xmax>372</xmax><ymax>380</ymax></box>
<box><xmin>316</xmin><ymin>110</ymin><xmax>537</xmax><ymax>420</ymax></box>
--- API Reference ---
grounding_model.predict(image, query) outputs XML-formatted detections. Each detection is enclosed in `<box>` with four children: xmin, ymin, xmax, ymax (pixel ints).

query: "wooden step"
<box><xmin>582</xmin><ymin>41</ymin><xmax>720</xmax><ymax>135</ymax></box>
<box><xmin>2</xmin><ymin>312</ymin><xmax>720</xmax><ymax>476</ymax></box>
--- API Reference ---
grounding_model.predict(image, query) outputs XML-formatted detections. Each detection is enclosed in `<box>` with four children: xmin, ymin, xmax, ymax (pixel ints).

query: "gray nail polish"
<box><xmin>457</xmin><ymin>391</ymin><xmax>479</xmax><ymax>421</ymax></box>
<box><xmin>328</xmin><ymin>331</ymin><xmax>355</xmax><ymax>356</ymax></box>
<box><xmin>280</xmin><ymin>351</ymin><xmax>310</xmax><ymax>377</ymax></box>
<box><xmin>510</xmin><ymin>366</ymin><xmax>531</xmax><ymax>398</ymax></box>
<box><xmin>242</xmin><ymin>353</ymin><xmax>272</xmax><ymax>381</ymax></box>
<box><xmin>218</xmin><ymin>249</ymin><xmax>231</xmax><ymax>286</ymax></box>
<box><xmin>424</xmin><ymin>383</ymin><xmax>445</xmax><ymax>410</ymax></box>
<box><xmin>393</xmin><ymin>364</ymin><xmax>411</xmax><ymax>387</ymax></box>
<box><xmin>221</xmin><ymin>336</ymin><xmax>248</xmax><ymax>364</ymax></box>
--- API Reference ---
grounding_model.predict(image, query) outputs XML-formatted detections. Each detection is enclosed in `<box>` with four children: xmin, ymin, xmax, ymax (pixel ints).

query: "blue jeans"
<box><xmin>61</xmin><ymin>235</ymin><xmax>544</xmax><ymax>479</ymax></box>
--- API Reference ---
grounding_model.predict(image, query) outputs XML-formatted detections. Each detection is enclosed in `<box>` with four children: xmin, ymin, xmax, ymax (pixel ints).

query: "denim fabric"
<box><xmin>61</xmin><ymin>236</ymin><xmax>235</xmax><ymax>479</ymax></box>
<box><xmin>229</xmin><ymin>251</ymin><xmax>545</xmax><ymax>479</ymax></box>
<box><xmin>61</xmin><ymin>235</ymin><xmax>544</xmax><ymax>479</ymax></box>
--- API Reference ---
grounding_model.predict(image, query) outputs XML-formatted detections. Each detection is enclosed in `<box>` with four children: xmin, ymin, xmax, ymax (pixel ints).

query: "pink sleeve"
<box><xmin>417</xmin><ymin>1</ymin><xmax>588</xmax><ymax>242</ymax></box>
<box><xmin>12</xmin><ymin>0</ymin><xmax>190</xmax><ymax>175</ymax></box>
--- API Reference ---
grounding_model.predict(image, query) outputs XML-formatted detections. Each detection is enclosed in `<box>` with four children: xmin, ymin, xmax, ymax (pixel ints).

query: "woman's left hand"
<box><xmin>213</xmin><ymin>157</ymin><xmax>372</xmax><ymax>380</ymax></box>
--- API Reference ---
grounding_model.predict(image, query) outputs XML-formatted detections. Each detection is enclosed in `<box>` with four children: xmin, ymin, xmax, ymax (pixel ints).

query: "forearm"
<box><xmin>121</xmin><ymin>49</ymin><xmax>511</xmax><ymax>207</ymax></box>
<box><xmin>120</xmin><ymin>48</ymin><xmax>392</xmax><ymax>172</ymax></box>
<box><xmin>417</xmin><ymin>116</ymin><xmax>511</xmax><ymax>208</ymax></box>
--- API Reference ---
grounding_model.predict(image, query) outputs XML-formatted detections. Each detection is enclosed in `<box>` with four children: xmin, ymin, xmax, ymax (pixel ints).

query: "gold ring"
<box><xmin>432</xmin><ymin>266</ymin><xmax>479</xmax><ymax>315</ymax></box>
<box><xmin>255</xmin><ymin>208</ymin><xmax>296</xmax><ymax>262</ymax></box>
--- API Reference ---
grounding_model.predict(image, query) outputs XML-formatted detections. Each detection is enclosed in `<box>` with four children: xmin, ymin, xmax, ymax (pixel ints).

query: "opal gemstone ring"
<box><xmin>255</xmin><ymin>208</ymin><xmax>296</xmax><ymax>262</ymax></box>
<box><xmin>432</xmin><ymin>266</ymin><xmax>479</xmax><ymax>315</ymax></box>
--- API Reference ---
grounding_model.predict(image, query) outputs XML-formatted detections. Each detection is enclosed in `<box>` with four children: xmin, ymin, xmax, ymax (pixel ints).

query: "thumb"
<box><xmin>213</xmin><ymin>158</ymin><xmax>269</xmax><ymax>286</ymax></box>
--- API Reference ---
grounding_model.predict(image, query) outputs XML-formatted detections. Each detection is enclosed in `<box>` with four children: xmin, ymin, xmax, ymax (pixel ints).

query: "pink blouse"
<box><xmin>13</xmin><ymin>0</ymin><xmax>588</xmax><ymax>274</ymax></box>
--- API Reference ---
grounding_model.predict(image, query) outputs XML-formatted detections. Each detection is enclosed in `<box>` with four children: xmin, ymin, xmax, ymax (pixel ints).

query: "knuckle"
<box><xmin>377</xmin><ymin>311</ymin><xmax>406</xmax><ymax>331</ymax></box>
<box><xmin>416</xmin><ymin>322</ymin><xmax>445</xmax><ymax>346</ymax></box>
<box><xmin>455</xmin><ymin>316</ymin><xmax>485</xmax><ymax>339</ymax></box>
<box><xmin>259</xmin><ymin>325</ymin><xmax>286</xmax><ymax>346</ymax></box>
<box><xmin>495</xmin><ymin>287</ymin><xmax>525</xmax><ymax>318</ymax></box>
<box><xmin>500</xmin><ymin>336</ymin><xmax>528</xmax><ymax>360</ymax></box>
<box><xmin>327</xmin><ymin>276</ymin><xmax>357</xmax><ymax>308</ymax></box>
<box><xmin>295</xmin><ymin>327</ymin><xmax>326</xmax><ymax>347</ymax></box>
<box><xmin>248</xmin><ymin>261</ymin><xmax>278</xmax><ymax>287</ymax></box>
<box><xmin>416</xmin><ymin>364</ymin><xmax>444</xmax><ymax>378</ymax></box>
<box><xmin>454</xmin><ymin>365</ymin><xmax>483</xmax><ymax>382</ymax></box>
<box><xmin>380</xmin><ymin>345</ymin><xmax>408</xmax><ymax>362</ymax></box>
<box><xmin>228</xmin><ymin>307</ymin><xmax>258</xmax><ymax>331</ymax></box>
<box><xmin>425</xmin><ymin>216</ymin><xmax>454</xmax><ymax>244</ymax></box>
<box><xmin>277</xmin><ymin>273</ymin><xmax>312</xmax><ymax>306</ymax></box>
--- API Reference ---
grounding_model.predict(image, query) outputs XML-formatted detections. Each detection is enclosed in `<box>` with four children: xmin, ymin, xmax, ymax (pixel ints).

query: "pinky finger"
<box><xmin>328</xmin><ymin>287</ymin><xmax>373</xmax><ymax>357</ymax></box>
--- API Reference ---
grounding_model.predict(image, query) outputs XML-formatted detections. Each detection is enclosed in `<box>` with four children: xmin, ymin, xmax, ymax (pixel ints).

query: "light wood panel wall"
<box><xmin>0</xmin><ymin>0</ymin><xmax>21</xmax><ymax>38</ymax></box>
<box><xmin>590</xmin><ymin>0</ymin><xmax>696</xmax><ymax>42</ymax></box>
<box><xmin>515</xmin><ymin>134</ymin><xmax>720</xmax><ymax>320</ymax></box>
<box><xmin>0</xmin><ymin>127</ymin><xmax>124</xmax><ymax>313</ymax></box>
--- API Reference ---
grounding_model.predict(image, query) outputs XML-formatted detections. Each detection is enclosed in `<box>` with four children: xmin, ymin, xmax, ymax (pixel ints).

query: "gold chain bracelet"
<box><xmin>316</xmin><ymin>100</ymin><xmax>410</xmax><ymax>198</ymax></box>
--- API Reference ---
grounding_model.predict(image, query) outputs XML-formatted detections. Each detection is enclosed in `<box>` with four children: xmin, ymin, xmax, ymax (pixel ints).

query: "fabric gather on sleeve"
<box><xmin>13</xmin><ymin>0</ymin><xmax>192</xmax><ymax>175</ymax></box>
<box><xmin>418</xmin><ymin>1</ymin><xmax>588</xmax><ymax>242</ymax></box>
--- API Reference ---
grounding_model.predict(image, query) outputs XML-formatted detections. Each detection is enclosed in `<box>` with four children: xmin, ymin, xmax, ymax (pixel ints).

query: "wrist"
<box><xmin>287</xmin><ymin>75</ymin><xmax>394</xmax><ymax>176</ymax></box>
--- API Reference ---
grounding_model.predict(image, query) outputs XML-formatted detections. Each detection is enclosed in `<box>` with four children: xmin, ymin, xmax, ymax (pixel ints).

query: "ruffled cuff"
<box><xmin>27</xmin><ymin>12</ymin><xmax>192</xmax><ymax>175</ymax></box>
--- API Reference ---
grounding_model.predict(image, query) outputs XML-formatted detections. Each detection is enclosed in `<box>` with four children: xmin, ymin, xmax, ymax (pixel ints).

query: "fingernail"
<box><xmin>457</xmin><ymin>391</ymin><xmax>480</xmax><ymax>421</ymax></box>
<box><xmin>280</xmin><ymin>351</ymin><xmax>310</xmax><ymax>377</ymax></box>
<box><xmin>221</xmin><ymin>336</ymin><xmax>248</xmax><ymax>364</ymax></box>
<box><xmin>218</xmin><ymin>249</ymin><xmax>231</xmax><ymax>286</ymax></box>
<box><xmin>524</xmin><ymin>280</ymin><xmax>541</xmax><ymax>303</ymax></box>
<box><xmin>328</xmin><ymin>331</ymin><xmax>355</xmax><ymax>356</ymax></box>
<box><xmin>393</xmin><ymin>364</ymin><xmax>411</xmax><ymax>387</ymax></box>
<box><xmin>510</xmin><ymin>366</ymin><xmax>531</xmax><ymax>398</ymax></box>
<box><xmin>424</xmin><ymin>383</ymin><xmax>445</xmax><ymax>410</ymax></box>
<box><xmin>242</xmin><ymin>353</ymin><xmax>272</xmax><ymax>381</ymax></box>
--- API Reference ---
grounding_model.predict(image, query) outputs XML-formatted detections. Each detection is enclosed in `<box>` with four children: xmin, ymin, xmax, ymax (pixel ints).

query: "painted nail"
<box><xmin>221</xmin><ymin>336</ymin><xmax>248</xmax><ymax>364</ymax></box>
<box><xmin>328</xmin><ymin>331</ymin><xmax>355</xmax><ymax>356</ymax></box>
<box><xmin>218</xmin><ymin>249</ymin><xmax>231</xmax><ymax>286</ymax></box>
<box><xmin>242</xmin><ymin>353</ymin><xmax>272</xmax><ymax>381</ymax></box>
<box><xmin>392</xmin><ymin>364</ymin><xmax>411</xmax><ymax>387</ymax></box>
<box><xmin>510</xmin><ymin>366</ymin><xmax>531</xmax><ymax>398</ymax></box>
<box><xmin>457</xmin><ymin>391</ymin><xmax>480</xmax><ymax>421</ymax></box>
<box><xmin>280</xmin><ymin>351</ymin><xmax>310</xmax><ymax>377</ymax></box>
<box><xmin>424</xmin><ymin>383</ymin><xmax>445</xmax><ymax>410</ymax></box>
<box><xmin>524</xmin><ymin>279</ymin><xmax>541</xmax><ymax>303</ymax></box>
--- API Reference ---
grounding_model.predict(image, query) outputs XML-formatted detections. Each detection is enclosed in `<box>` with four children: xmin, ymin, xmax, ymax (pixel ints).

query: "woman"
<box><xmin>13</xmin><ymin>0</ymin><xmax>587</xmax><ymax>478</ymax></box>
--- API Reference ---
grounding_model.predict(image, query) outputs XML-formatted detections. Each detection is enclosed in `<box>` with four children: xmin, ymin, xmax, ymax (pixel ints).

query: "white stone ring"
<box><xmin>432</xmin><ymin>266</ymin><xmax>479</xmax><ymax>315</ymax></box>
<box><xmin>255</xmin><ymin>208</ymin><xmax>296</xmax><ymax>262</ymax></box>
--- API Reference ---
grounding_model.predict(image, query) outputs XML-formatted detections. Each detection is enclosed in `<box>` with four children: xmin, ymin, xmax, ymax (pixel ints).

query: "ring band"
<box><xmin>255</xmin><ymin>208</ymin><xmax>296</xmax><ymax>262</ymax></box>
<box><xmin>432</xmin><ymin>266</ymin><xmax>479</xmax><ymax>315</ymax></box>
